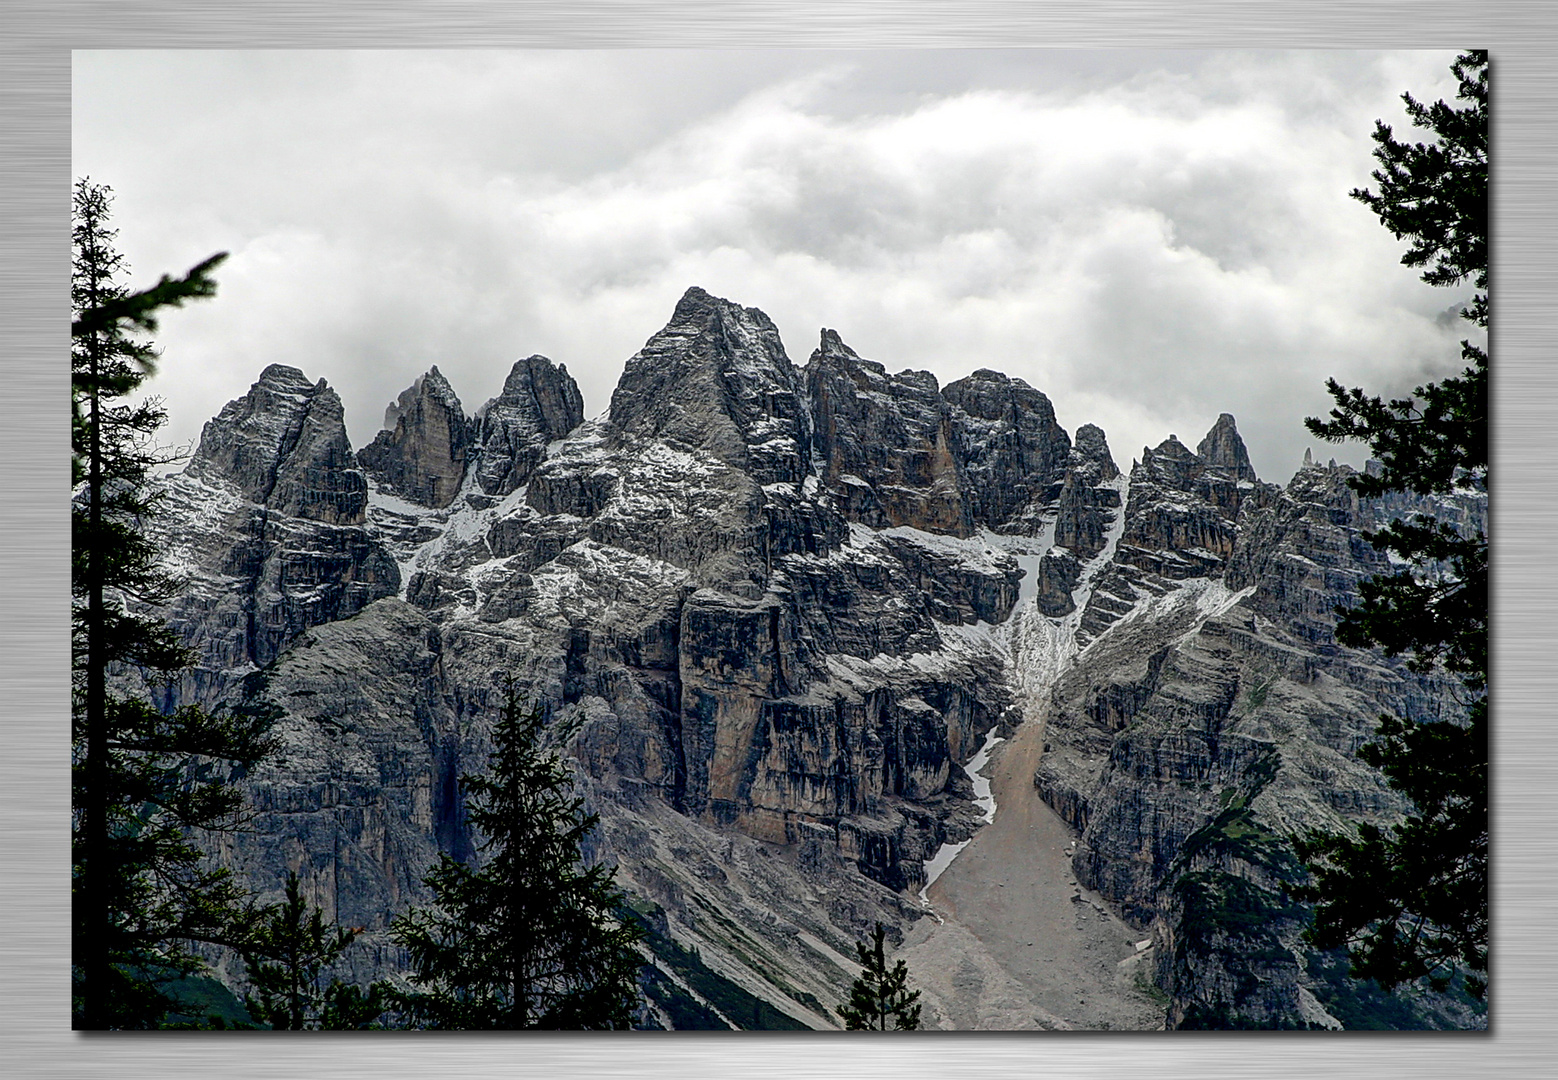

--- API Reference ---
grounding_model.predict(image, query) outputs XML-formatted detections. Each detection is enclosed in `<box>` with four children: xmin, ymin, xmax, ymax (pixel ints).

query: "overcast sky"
<box><xmin>72</xmin><ymin>49</ymin><xmax>1476</xmax><ymax>483</ymax></box>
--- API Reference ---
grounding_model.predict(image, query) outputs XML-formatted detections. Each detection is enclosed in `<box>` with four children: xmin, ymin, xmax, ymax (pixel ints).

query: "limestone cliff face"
<box><xmin>805</xmin><ymin>330</ymin><xmax>972</xmax><ymax>537</ymax></box>
<box><xmin>218</xmin><ymin>600</ymin><xmax>456</xmax><ymax>987</ymax></box>
<box><xmin>357</xmin><ymin>366</ymin><xmax>472</xmax><ymax>508</ymax></box>
<box><xmin>1032</xmin><ymin>433</ymin><xmax>1480</xmax><ymax>1029</ymax></box>
<box><xmin>162</xmin><ymin>365</ymin><xmax>399</xmax><ymax>695</ymax></box>
<box><xmin>150</xmin><ymin>290</ymin><xmax>1482</xmax><ymax>1029</ymax></box>
<box><xmin>942</xmin><ymin>368</ymin><xmax>1072</xmax><ymax>531</ymax></box>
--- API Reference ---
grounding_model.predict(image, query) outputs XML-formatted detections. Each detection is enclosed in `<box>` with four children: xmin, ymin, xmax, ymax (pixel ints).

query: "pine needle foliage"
<box><xmin>388</xmin><ymin>691</ymin><xmax>644</xmax><ymax>1029</ymax></box>
<box><xmin>1299</xmin><ymin>51</ymin><xmax>1489</xmax><ymax>1000</ymax></box>
<box><xmin>838</xmin><ymin>923</ymin><xmax>922</xmax><ymax>1031</ymax></box>
<box><xmin>71</xmin><ymin>177</ymin><xmax>275</xmax><ymax>1028</ymax></box>
<box><xmin>240</xmin><ymin>872</ymin><xmax>387</xmax><ymax>1029</ymax></box>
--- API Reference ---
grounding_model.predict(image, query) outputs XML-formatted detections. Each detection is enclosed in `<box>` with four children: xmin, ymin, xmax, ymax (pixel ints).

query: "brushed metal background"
<box><xmin>4</xmin><ymin>4</ymin><xmax>1552</xmax><ymax>1077</ymax></box>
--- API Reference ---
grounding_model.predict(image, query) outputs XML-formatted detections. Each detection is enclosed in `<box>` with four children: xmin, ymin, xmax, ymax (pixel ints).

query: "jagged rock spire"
<box><xmin>1053</xmin><ymin>422</ymin><xmax>1123</xmax><ymax>560</ymax></box>
<box><xmin>358</xmin><ymin>366</ymin><xmax>473</xmax><ymax>508</ymax></box>
<box><xmin>1196</xmin><ymin>412</ymin><xmax>1258</xmax><ymax>482</ymax></box>
<box><xmin>473</xmin><ymin>355</ymin><xmax>584</xmax><ymax>497</ymax></box>
<box><xmin>1072</xmin><ymin>423</ymin><xmax>1120</xmax><ymax>483</ymax></box>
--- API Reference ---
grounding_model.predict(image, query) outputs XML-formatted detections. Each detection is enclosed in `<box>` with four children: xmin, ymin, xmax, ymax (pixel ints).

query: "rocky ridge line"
<box><xmin>146</xmin><ymin>288</ymin><xmax>1481</xmax><ymax>1030</ymax></box>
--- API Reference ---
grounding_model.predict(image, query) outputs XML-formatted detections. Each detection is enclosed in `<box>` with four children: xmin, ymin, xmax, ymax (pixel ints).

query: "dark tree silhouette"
<box><xmin>72</xmin><ymin>177</ymin><xmax>275</xmax><ymax>1028</ymax></box>
<box><xmin>240</xmin><ymin>872</ymin><xmax>387</xmax><ymax>1029</ymax></box>
<box><xmin>838</xmin><ymin>922</ymin><xmax>922</xmax><ymax>1030</ymax></box>
<box><xmin>388</xmin><ymin>690</ymin><xmax>644</xmax><ymax>1028</ymax></box>
<box><xmin>1298</xmin><ymin>51</ymin><xmax>1488</xmax><ymax>1000</ymax></box>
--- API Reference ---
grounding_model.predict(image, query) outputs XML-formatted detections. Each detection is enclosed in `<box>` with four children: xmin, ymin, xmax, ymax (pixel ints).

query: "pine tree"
<box><xmin>1297</xmin><ymin>51</ymin><xmax>1488</xmax><ymax>999</ymax></box>
<box><xmin>388</xmin><ymin>690</ymin><xmax>644</xmax><ymax>1029</ymax></box>
<box><xmin>837</xmin><ymin>923</ymin><xmax>922</xmax><ymax>1031</ymax></box>
<box><xmin>239</xmin><ymin>872</ymin><xmax>386</xmax><ymax>1029</ymax></box>
<box><xmin>72</xmin><ymin>178</ymin><xmax>274</xmax><ymax>1028</ymax></box>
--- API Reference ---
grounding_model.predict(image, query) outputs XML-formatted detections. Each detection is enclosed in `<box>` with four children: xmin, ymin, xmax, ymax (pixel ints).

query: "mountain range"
<box><xmin>145</xmin><ymin>286</ymin><xmax>1485</xmax><ymax>1029</ymax></box>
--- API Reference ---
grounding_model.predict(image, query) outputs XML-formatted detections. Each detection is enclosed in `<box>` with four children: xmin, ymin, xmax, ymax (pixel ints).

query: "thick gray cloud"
<box><xmin>73</xmin><ymin>49</ymin><xmax>1475</xmax><ymax>482</ymax></box>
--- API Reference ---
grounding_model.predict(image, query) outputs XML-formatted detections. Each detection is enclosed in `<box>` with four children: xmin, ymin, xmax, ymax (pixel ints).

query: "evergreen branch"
<box><xmin>73</xmin><ymin>252</ymin><xmax>229</xmax><ymax>342</ymax></box>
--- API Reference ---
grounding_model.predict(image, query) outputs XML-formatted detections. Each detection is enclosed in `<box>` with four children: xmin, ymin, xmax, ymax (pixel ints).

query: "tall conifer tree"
<box><xmin>1298</xmin><ymin>51</ymin><xmax>1489</xmax><ymax>998</ymax></box>
<box><xmin>239</xmin><ymin>873</ymin><xmax>387</xmax><ymax>1029</ymax></box>
<box><xmin>72</xmin><ymin>178</ymin><xmax>273</xmax><ymax>1027</ymax></box>
<box><xmin>838</xmin><ymin>923</ymin><xmax>922</xmax><ymax>1031</ymax></box>
<box><xmin>388</xmin><ymin>690</ymin><xmax>644</xmax><ymax>1029</ymax></box>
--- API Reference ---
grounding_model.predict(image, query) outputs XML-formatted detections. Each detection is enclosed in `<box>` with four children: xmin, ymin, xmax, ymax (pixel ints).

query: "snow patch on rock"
<box><xmin>920</xmin><ymin>727</ymin><xmax>1006</xmax><ymax>903</ymax></box>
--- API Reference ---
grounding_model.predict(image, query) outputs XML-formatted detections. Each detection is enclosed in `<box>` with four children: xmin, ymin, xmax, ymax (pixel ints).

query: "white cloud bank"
<box><xmin>73</xmin><ymin>49</ymin><xmax>1475</xmax><ymax>481</ymax></box>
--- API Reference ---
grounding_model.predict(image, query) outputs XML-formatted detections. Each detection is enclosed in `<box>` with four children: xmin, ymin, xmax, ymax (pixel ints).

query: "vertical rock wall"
<box><xmin>357</xmin><ymin>366</ymin><xmax>473</xmax><ymax>508</ymax></box>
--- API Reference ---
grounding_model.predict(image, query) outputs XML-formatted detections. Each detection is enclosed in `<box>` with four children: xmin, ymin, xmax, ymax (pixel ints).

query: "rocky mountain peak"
<box><xmin>942</xmin><ymin>368</ymin><xmax>1029</xmax><ymax>420</ymax></box>
<box><xmin>943</xmin><ymin>369</ymin><xmax>1073</xmax><ymax>530</ymax></box>
<box><xmin>804</xmin><ymin>330</ymin><xmax>972</xmax><ymax>537</ymax></box>
<box><xmin>471</xmin><ymin>355</ymin><xmax>585</xmax><ymax>497</ymax></box>
<box><xmin>1071</xmin><ymin>423</ymin><xmax>1120</xmax><ymax>483</ymax></box>
<box><xmin>608</xmin><ymin>287</ymin><xmax>809</xmax><ymax>486</ymax></box>
<box><xmin>161</xmin><ymin>365</ymin><xmax>395</xmax><ymax>685</ymax></box>
<box><xmin>1110</xmin><ymin>425</ymin><xmax>1271</xmax><ymax>584</ymax></box>
<box><xmin>816</xmin><ymin>326</ymin><xmax>851</xmax><ymax>356</ymax></box>
<box><xmin>809</xmin><ymin>326</ymin><xmax>889</xmax><ymax>374</ymax></box>
<box><xmin>1137</xmin><ymin>434</ymin><xmax>1204</xmax><ymax>493</ymax></box>
<box><xmin>807</xmin><ymin>328</ymin><xmax>944</xmax><ymax>405</ymax></box>
<box><xmin>385</xmin><ymin>365</ymin><xmax>458</xmax><ymax>428</ymax></box>
<box><xmin>667</xmin><ymin>284</ymin><xmax>739</xmax><ymax>329</ymax></box>
<box><xmin>259</xmin><ymin>362</ymin><xmax>316</xmax><ymax>394</ymax></box>
<box><xmin>1196</xmin><ymin>412</ymin><xmax>1258</xmax><ymax>482</ymax></box>
<box><xmin>358</xmin><ymin>366</ymin><xmax>473</xmax><ymax>508</ymax></box>
<box><xmin>187</xmin><ymin>364</ymin><xmax>366</xmax><ymax>524</ymax></box>
<box><xmin>629</xmin><ymin>287</ymin><xmax>793</xmax><ymax>380</ymax></box>
<box><xmin>186</xmin><ymin>363</ymin><xmax>314</xmax><ymax>494</ymax></box>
